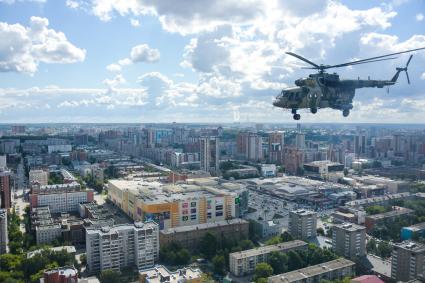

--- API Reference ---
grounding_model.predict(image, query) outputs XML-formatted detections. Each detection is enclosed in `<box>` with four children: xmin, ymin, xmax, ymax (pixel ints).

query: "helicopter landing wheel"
<box><xmin>293</xmin><ymin>114</ymin><xmax>301</xmax><ymax>120</ymax></box>
<box><xmin>311</xmin><ymin>107</ymin><xmax>317</xmax><ymax>114</ymax></box>
<box><xmin>342</xmin><ymin>109</ymin><xmax>350</xmax><ymax>117</ymax></box>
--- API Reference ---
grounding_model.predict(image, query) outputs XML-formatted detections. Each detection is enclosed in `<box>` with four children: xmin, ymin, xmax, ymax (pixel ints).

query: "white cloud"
<box><xmin>421</xmin><ymin>73</ymin><xmax>425</xmax><ymax>80</ymax></box>
<box><xmin>130</xmin><ymin>18</ymin><xmax>140</xmax><ymax>27</ymax></box>
<box><xmin>130</xmin><ymin>44</ymin><xmax>160</xmax><ymax>63</ymax></box>
<box><xmin>0</xmin><ymin>17</ymin><xmax>85</xmax><ymax>73</ymax></box>
<box><xmin>106</xmin><ymin>43</ymin><xmax>159</xmax><ymax>71</ymax></box>
<box><xmin>416</xmin><ymin>13</ymin><xmax>424</xmax><ymax>22</ymax></box>
<box><xmin>106</xmin><ymin>63</ymin><xmax>121</xmax><ymax>72</ymax></box>
<box><xmin>103</xmin><ymin>74</ymin><xmax>126</xmax><ymax>88</ymax></box>
<box><xmin>66</xmin><ymin>0</ymin><xmax>79</xmax><ymax>9</ymax></box>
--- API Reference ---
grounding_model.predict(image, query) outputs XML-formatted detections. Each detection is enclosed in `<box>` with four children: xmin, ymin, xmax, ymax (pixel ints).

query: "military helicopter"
<box><xmin>273</xmin><ymin>47</ymin><xmax>425</xmax><ymax>120</ymax></box>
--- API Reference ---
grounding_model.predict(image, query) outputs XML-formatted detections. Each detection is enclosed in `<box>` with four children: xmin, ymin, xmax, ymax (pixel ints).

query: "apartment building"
<box><xmin>200</xmin><ymin>136</ymin><xmax>220</xmax><ymax>176</ymax></box>
<box><xmin>268</xmin><ymin>258</ymin><xmax>355</xmax><ymax>283</ymax></box>
<box><xmin>0</xmin><ymin>170</ymin><xmax>11</xmax><ymax>209</ymax></box>
<box><xmin>229</xmin><ymin>240</ymin><xmax>308</xmax><ymax>276</ymax></box>
<box><xmin>29</xmin><ymin>169</ymin><xmax>49</xmax><ymax>186</ymax></box>
<box><xmin>86</xmin><ymin>222</ymin><xmax>159</xmax><ymax>273</ymax></box>
<box><xmin>31</xmin><ymin>207</ymin><xmax>62</xmax><ymax>244</ymax></box>
<box><xmin>30</xmin><ymin>183</ymin><xmax>94</xmax><ymax>213</ymax></box>
<box><xmin>107</xmin><ymin>178</ymin><xmax>237</xmax><ymax>230</ymax></box>
<box><xmin>0</xmin><ymin>209</ymin><xmax>8</xmax><ymax>254</ymax></box>
<box><xmin>332</xmin><ymin>223</ymin><xmax>366</xmax><ymax>260</ymax></box>
<box><xmin>160</xmin><ymin>219</ymin><xmax>249</xmax><ymax>252</ymax></box>
<box><xmin>391</xmin><ymin>241</ymin><xmax>425</xmax><ymax>282</ymax></box>
<box><xmin>288</xmin><ymin>209</ymin><xmax>317</xmax><ymax>240</ymax></box>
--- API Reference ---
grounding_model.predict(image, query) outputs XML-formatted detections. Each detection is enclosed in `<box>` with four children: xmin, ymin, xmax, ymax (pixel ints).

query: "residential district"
<box><xmin>1</xmin><ymin>123</ymin><xmax>425</xmax><ymax>283</ymax></box>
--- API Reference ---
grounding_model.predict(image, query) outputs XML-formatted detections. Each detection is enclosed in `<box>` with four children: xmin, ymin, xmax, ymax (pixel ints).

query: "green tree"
<box><xmin>199</xmin><ymin>232</ymin><xmax>217</xmax><ymax>259</ymax></box>
<box><xmin>366</xmin><ymin>205</ymin><xmax>387</xmax><ymax>215</ymax></box>
<box><xmin>287</xmin><ymin>250</ymin><xmax>304</xmax><ymax>271</ymax></box>
<box><xmin>377</xmin><ymin>241</ymin><xmax>392</xmax><ymax>258</ymax></box>
<box><xmin>176</xmin><ymin>249</ymin><xmax>191</xmax><ymax>265</ymax></box>
<box><xmin>254</xmin><ymin>263</ymin><xmax>273</xmax><ymax>282</ymax></box>
<box><xmin>366</xmin><ymin>238</ymin><xmax>377</xmax><ymax>254</ymax></box>
<box><xmin>317</xmin><ymin>227</ymin><xmax>325</xmax><ymax>236</ymax></box>
<box><xmin>212</xmin><ymin>255</ymin><xmax>225</xmax><ymax>276</ymax></box>
<box><xmin>268</xmin><ymin>251</ymin><xmax>288</xmax><ymax>274</ymax></box>
<box><xmin>99</xmin><ymin>269</ymin><xmax>121</xmax><ymax>283</ymax></box>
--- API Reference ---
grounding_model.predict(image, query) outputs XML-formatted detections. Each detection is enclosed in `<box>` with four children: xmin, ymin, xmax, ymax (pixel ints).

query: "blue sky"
<box><xmin>0</xmin><ymin>0</ymin><xmax>424</xmax><ymax>123</ymax></box>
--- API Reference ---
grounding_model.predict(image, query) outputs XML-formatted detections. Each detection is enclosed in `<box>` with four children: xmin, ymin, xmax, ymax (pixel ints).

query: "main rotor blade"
<box><xmin>342</xmin><ymin>57</ymin><xmax>398</xmax><ymax>66</ymax></box>
<box><xmin>286</xmin><ymin>52</ymin><xmax>320</xmax><ymax>68</ymax></box>
<box><xmin>406</xmin><ymin>71</ymin><xmax>410</xmax><ymax>84</ymax></box>
<box><xmin>406</xmin><ymin>55</ymin><xmax>413</xmax><ymax>67</ymax></box>
<box><xmin>323</xmin><ymin>46</ymin><xmax>425</xmax><ymax>69</ymax></box>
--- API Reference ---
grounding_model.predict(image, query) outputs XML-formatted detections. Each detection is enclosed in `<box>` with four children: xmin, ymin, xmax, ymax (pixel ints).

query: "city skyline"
<box><xmin>1</xmin><ymin>0</ymin><xmax>425</xmax><ymax>123</ymax></box>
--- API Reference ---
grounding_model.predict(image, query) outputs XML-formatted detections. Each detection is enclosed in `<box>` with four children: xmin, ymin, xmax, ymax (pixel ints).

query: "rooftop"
<box><xmin>334</xmin><ymin>222</ymin><xmax>366</xmax><ymax>232</ymax></box>
<box><xmin>403</xmin><ymin>222</ymin><xmax>425</xmax><ymax>232</ymax></box>
<box><xmin>139</xmin><ymin>265</ymin><xmax>201</xmax><ymax>283</ymax></box>
<box><xmin>291</xmin><ymin>209</ymin><xmax>316</xmax><ymax>216</ymax></box>
<box><xmin>229</xmin><ymin>240</ymin><xmax>307</xmax><ymax>260</ymax></box>
<box><xmin>393</xmin><ymin>241</ymin><xmax>425</xmax><ymax>252</ymax></box>
<box><xmin>366</xmin><ymin>206</ymin><xmax>413</xmax><ymax>221</ymax></box>
<box><xmin>268</xmin><ymin>258</ymin><xmax>355</xmax><ymax>282</ymax></box>
<box><xmin>86</xmin><ymin>221</ymin><xmax>158</xmax><ymax>235</ymax></box>
<box><xmin>160</xmin><ymin>219</ymin><xmax>248</xmax><ymax>235</ymax></box>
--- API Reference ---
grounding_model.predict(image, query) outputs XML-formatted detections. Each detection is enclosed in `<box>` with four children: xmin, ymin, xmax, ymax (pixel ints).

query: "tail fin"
<box><xmin>391</xmin><ymin>55</ymin><xmax>413</xmax><ymax>83</ymax></box>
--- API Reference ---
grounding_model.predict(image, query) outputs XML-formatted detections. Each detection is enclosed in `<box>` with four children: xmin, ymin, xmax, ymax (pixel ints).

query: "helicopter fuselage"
<box><xmin>273</xmin><ymin>72</ymin><xmax>396</xmax><ymax>119</ymax></box>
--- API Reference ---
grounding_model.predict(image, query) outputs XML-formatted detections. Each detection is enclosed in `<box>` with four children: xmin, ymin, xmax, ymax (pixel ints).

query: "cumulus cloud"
<box><xmin>103</xmin><ymin>74</ymin><xmax>126</xmax><ymax>88</ymax></box>
<box><xmin>0</xmin><ymin>17</ymin><xmax>85</xmax><ymax>73</ymax></box>
<box><xmin>106</xmin><ymin>43</ymin><xmax>160</xmax><ymax>71</ymax></box>
<box><xmin>130</xmin><ymin>18</ymin><xmax>140</xmax><ymax>27</ymax></box>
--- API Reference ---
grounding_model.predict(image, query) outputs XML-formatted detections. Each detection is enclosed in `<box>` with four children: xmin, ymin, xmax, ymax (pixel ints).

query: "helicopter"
<box><xmin>273</xmin><ymin>47</ymin><xmax>425</xmax><ymax>120</ymax></box>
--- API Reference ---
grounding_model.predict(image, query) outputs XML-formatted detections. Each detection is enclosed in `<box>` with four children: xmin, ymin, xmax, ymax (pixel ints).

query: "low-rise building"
<box><xmin>159</xmin><ymin>219</ymin><xmax>248</xmax><ymax>252</ymax></box>
<box><xmin>401</xmin><ymin>222</ymin><xmax>425</xmax><ymax>241</ymax></box>
<box><xmin>29</xmin><ymin>169</ymin><xmax>49</xmax><ymax>186</ymax></box>
<box><xmin>391</xmin><ymin>241</ymin><xmax>425</xmax><ymax>282</ymax></box>
<box><xmin>267</xmin><ymin>258</ymin><xmax>355</xmax><ymax>283</ymax></box>
<box><xmin>139</xmin><ymin>265</ymin><xmax>202</xmax><ymax>283</ymax></box>
<box><xmin>229</xmin><ymin>240</ymin><xmax>308</xmax><ymax>276</ymax></box>
<box><xmin>30</xmin><ymin>183</ymin><xmax>94</xmax><ymax>213</ymax></box>
<box><xmin>364</xmin><ymin>206</ymin><xmax>413</xmax><ymax>232</ymax></box>
<box><xmin>303</xmin><ymin>161</ymin><xmax>344</xmax><ymax>181</ymax></box>
<box><xmin>40</xmin><ymin>266</ymin><xmax>78</xmax><ymax>283</ymax></box>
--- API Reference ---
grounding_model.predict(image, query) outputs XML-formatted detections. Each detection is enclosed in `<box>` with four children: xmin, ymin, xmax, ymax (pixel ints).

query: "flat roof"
<box><xmin>403</xmin><ymin>222</ymin><xmax>425</xmax><ymax>232</ymax></box>
<box><xmin>333</xmin><ymin>222</ymin><xmax>366</xmax><ymax>232</ymax></box>
<box><xmin>229</xmin><ymin>240</ymin><xmax>307</xmax><ymax>260</ymax></box>
<box><xmin>140</xmin><ymin>265</ymin><xmax>201</xmax><ymax>283</ymax></box>
<box><xmin>393</xmin><ymin>241</ymin><xmax>425</xmax><ymax>252</ymax></box>
<box><xmin>366</xmin><ymin>207</ymin><xmax>413</xmax><ymax>221</ymax></box>
<box><xmin>160</xmin><ymin>219</ymin><xmax>248</xmax><ymax>235</ymax></box>
<box><xmin>268</xmin><ymin>258</ymin><xmax>355</xmax><ymax>282</ymax></box>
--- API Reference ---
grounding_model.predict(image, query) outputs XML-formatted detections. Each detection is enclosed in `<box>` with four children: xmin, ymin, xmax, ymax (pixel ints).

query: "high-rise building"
<box><xmin>332</xmin><ymin>223</ymin><xmax>366</xmax><ymax>260</ymax></box>
<box><xmin>354</xmin><ymin>130</ymin><xmax>367</xmax><ymax>157</ymax></box>
<box><xmin>236</xmin><ymin>132</ymin><xmax>263</xmax><ymax>161</ymax></box>
<box><xmin>283</xmin><ymin>147</ymin><xmax>304</xmax><ymax>175</ymax></box>
<box><xmin>0</xmin><ymin>170</ymin><xmax>11</xmax><ymax>210</ymax></box>
<box><xmin>268</xmin><ymin>132</ymin><xmax>284</xmax><ymax>164</ymax></box>
<box><xmin>295</xmin><ymin>133</ymin><xmax>306</xmax><ymax>149</ymax></box>
<box><xmin>391</xmin><ymin>241</ymin><xmax>425</xmax><ymax>282</ymax></box>
<box><xmin>200</xmin><ymin>136</ymin><xmax>220</xmax><ymax>175</ymax></box>
<box><xmin>0</xmin><ymin>209</ymin><xmax>8</xmax><ymax>254</ymax></box>
<box><xmin>288</xmin><ymin>209</ymin><xmax>317</xmax><ymax>240</ymax></box>
<box><xmin>0</xmin><ymin>155</ymin><xmax>6</xmax><ymax>170</ymax></box>
<box><xmin>86</xmin><ymin>222</ymin><xmax>159</xmax><ymax>273</ymax></box>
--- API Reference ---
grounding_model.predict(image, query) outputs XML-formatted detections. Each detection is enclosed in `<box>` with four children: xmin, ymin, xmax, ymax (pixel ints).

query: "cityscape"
<box><xmin>1</xmin><ymin>0</ymin><xmax>425</xmax><ymax>283</ymax></box>
<box><xmin>1</xmin><ymin>123</ymin><xmax>425</xmax><ymax>283</ymax></box>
